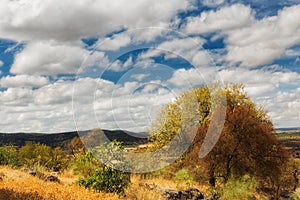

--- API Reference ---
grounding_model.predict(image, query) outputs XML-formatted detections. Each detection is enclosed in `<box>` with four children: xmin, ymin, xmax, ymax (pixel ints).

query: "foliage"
<box><xmin>173</xmin><ymin>169</ymin><xmax>194</xmax><ymax>190</ymax></box>
<box><xmin>292</xmin><ymin>187</ymin><xmax>300</xmax><ymax>200</ymax></box>
<box><xmin>76</xmin><ymin>140</ymin><xmax>130</xmax><ymax>195</ymax></box>
<box><xmin>91</xmin><ymin>140</ymin><xmax>130</xmax><ymax>171</ymax></box>
<box><xmin>71</xmin><ymin>150</ymin><xmax>101</xmax><ymax>177</ymax></box>
<box><xmin>218</xmin><ymin>175</ymin><xmax>260</xmax><ymax>200</ymax></box>
<box><xmin>0</xmin><ymin>145</ymin><xmax>19</xmax><ymax>167</ymax></box>
<box><xmin>64</xmin><ymin>137</ymin><xmax>85</xmax><ymax>158</ymax></box>
<box><xmin>149</xmin><ymin>83</ymin><xmax>293</xmax><ymax>196</ymax></box>
<box><xmin>18</xmin><ymin>142</ymin><xmax>67</xmax><ymax>171</ymax></box>
<box><xmin>76</xmin><ymin>166</ymin><xmax>129</xmax><ymax>195</ymax></box>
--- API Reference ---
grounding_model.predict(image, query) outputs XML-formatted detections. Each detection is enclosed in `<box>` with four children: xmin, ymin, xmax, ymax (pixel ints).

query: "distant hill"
<box><xmin>276</xmin><ymin>127</ymin><xmax>300</xmax><ymax>131</ymax></box>
<box><xmin>0</xmin><ymin>130</ymin><xmax>149</xmax><ymax>148</ymax></box>
<box><xmin>276</xmin><ymin>127</ymin><xmax>300</xmax><ymax>134</ymax></box>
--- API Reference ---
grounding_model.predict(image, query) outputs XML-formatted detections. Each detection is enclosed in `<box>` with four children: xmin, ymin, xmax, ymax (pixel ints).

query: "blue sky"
<box><xmin>0</xmin><ymin>0</ymin><xmax>299</xmax><ymax>133</ymax></box>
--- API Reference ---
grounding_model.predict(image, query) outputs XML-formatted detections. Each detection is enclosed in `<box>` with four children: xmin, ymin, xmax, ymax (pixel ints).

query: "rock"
<box><xmin>185</xmin><ymin>188</ymin><xmax>204</xmax><ymax>200</ymax></box>
<box><xmin>45</xmin><ymin>174</ymin><xmax>60</xmax><ymax>183</ymax></box>
<box><xmin>164</xmin><ymin>188</ymin><xmax>204</xmax><ymax>200</ymax></box>
<box><xmin>28</xmin><ymin>170</ymin><xmax>37</xmax><ymax>176</ymax></box>
<box><xmin>50</xmin><ymin>172</ymin><xmax>59</xmax><ymax>176</ymax></box>
<box><xmin>139</xmin><ymin>182</ymin><xmax>205</xmax><ymax>200</ymax></box>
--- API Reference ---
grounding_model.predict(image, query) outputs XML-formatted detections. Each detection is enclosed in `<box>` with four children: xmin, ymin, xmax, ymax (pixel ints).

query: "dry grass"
<box><xmin>124</xmin><ymin>175</ymin><xmax>210</xmax><ymax>200</ymax></box>
<box><xmin>0</xmin><ymin>166</ymin><xmax>210</xmax><ymax>200</ymax></box>
<box><xmin>130</xmin><ymin>174</ymin><xmax>209</xmax><ymax>192</ymax></box>
<box><xmin>125</xmin><ymin>183</ymin><xmax>166</xmax><ymax>200</ymax></box>
<box><xmin>0</xmin><ymin>166</ymin><xmax>121</xmax><ymax>200</ymax></box>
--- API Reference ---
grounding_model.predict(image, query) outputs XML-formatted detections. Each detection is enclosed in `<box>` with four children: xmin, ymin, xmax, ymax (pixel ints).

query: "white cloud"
<box><xmin>258</xmin><ymin>88</ymin><xmax>300</xmax><ymax>128</ymax></box>
<box><xmin>167</xmin><ymin>65</ymin><xmax>300</xmax><ymax>96</ymax></box>
<box><xmin>131</xmin><ymin>73</ymin><xmax>150</xmax><ymax>81</ymax></box>
<box><xmin>183</xmin><ymin>4</ymin><xmax>300</xmax><ymax>68</ymax></box>
<box><xmin>0</xmin><ymin>0</ymin><xmax>193</xmax><ymax>41</ymax></box>
<box><xmin>0</xmin><ymin>60</ymin><xmax>3</xmax><ymax>67</ymax></box>
<box><xmin>109</xmin><ymin>57</ymin><xmax>133</xmax><ymax>71</ymax></box>
<box><xmin>0</xmin><ymin>75</ymin><xmax>49</xmax><ymax>88</ymax></box>
<box><xmin>97</xmin><ymin>34</ymin><xmax>131</xmax><ymax>51</ymax></box>
<box><xmin>167</xmin><ymin>67</ymin><xmax>213</xmax><ymax>87</ymax></box>
<box><xmin>139</xmin><ymin>37</ymin><xmax>210</xmax><ymax>67</ymax></box>
<box><xmin>0</xmin><ymin>87</ymin><xmax>33</xmax><ymax>106</ymax></box>
<box><xmin>202</xmin><ymin>0</ymin><xmax>225</xmax><ymax>7</ymax></box>
<box><xmin>10</xmin><ymin>41</ymin><xmax>109</xmax><ymax>75</ymax></box>
<box><xmin>225</xmin><ymin>4</ymin><xmax>300</xmax><ymax>67</ymax></box>
<box><xmin>183</xmin><ymin>4</ymin><xmax>254</xmax><ymax>34</ymax></box>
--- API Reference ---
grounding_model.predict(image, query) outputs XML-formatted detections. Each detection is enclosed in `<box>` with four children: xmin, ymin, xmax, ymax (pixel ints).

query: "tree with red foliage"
<box><xmin>150</xmin><ymin>84</ymin><xmax>293</xmax><ymax>196</ymax></box>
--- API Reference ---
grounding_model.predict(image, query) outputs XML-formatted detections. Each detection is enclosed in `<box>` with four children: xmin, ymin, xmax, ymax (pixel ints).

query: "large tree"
<box><xmin>149</xmin><ymin>84</ymin><xmax>292</xmax><ymax>195</ymax></box>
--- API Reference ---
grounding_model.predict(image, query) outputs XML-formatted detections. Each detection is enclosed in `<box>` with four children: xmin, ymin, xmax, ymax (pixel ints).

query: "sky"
<box><xmin>0</xmin><ymin>0</ymin><xmax>299</xmax><ymax>133</ymax></box>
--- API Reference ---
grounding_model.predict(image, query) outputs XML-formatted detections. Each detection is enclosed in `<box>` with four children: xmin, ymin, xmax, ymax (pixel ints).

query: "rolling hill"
<box><xmin>0</xmin><ymin>130</ymin><xmax>149</xmax><ymax>148</ymax></box>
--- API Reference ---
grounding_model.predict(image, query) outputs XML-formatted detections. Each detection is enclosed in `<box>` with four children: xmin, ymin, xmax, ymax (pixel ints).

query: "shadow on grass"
<box><xmin>0</xmin><ymin>189</ymin><xmax>46</xmax><ymax>200</ymax></box>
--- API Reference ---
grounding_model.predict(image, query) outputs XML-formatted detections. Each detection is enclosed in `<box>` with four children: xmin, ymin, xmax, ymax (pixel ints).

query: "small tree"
<box><xmin>76</xmin><ymin>140</ymin><xmax>130</xmax><ymax>195</ymax></box>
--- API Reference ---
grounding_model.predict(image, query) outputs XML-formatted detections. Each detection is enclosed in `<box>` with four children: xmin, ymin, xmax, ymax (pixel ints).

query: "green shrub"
<box><xmin>76</xmin><ymin>140</ymin><xmax>130</xmax><ymax>195</ymax></box>
<box><xmin>173</xmin><ymin>169</ymin><xmax>194</xmax><ymax>190</ymax></box>
<box><xmin>18</xmin><ymin>142</ymin><xmax>67</xmax><ymax>171</ymax></box>
<box><xmin>71</xmin><ymin>150</ymin><xmax>100</xmax><ymax>177</ymax></box>
<box><xmin>219</xmin><ymin>174</ymin><xmax>259</xmax><ymax>200</ymax></box>
<box><xmin>0</xmin><ymin>145</ymin><xmax>19</xmax><ymax>167</ymax></box>
<box><xmin>292</xmin><ymin>188</ymin><xmax>300</xmax><ymax>200</ymax></box>
<box><xmin>76</xmin><ymin>166</ymin><xmax>129</xmax><ymax>195</ymax></box>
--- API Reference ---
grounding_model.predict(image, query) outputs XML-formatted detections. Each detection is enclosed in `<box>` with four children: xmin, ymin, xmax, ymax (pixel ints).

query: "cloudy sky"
<box><xmin>0</xmin><ymin>0</ymin><xmax>299</xmax><ymax>133</ymax></box>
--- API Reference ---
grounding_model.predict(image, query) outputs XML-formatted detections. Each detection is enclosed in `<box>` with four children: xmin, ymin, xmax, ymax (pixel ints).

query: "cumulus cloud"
<box><xmin>258</xmin><ymin>88</ymin><xmax>300</xmax><ymax>128</ymax></box>
<box><xmin>202</xmin><ymin>0</ymin><xmax>225</xmax><ymax>7</ymax></box>
<box><xmin>225</xmin><ymin>4</ymin><xmax>300</xmax><ymax>67</ymax></box>
<box><xmin>167</xmin><ymin>65</ymin><xmax>300</xmax><ymax>96</ymax></box>
<box><xmin>131</xmin><ymin>73</ymin><xmax>150</xmax><ymax>81</ymax></box>
<box><xmin>0</xmin><ymin>0</ymin><xmax>193</xmax><ymax>41</ymax></box>
<box><xmin>0</xmin><ymin>87</ymin><xmax>33</xmax><ymax>106</ymax></box>
<box><xmin>10</xmin><ymin>41</ymin><xmax>109</xmax><ymax>75</ymax></box>
<box><xmin>183</xmin><ymin>4</ymin><xmax>300</xmax><ymax>68</ymax></box>
<box><xmin>109</xmin><ymin>57</ymin><xmax>133</xmax><ymax>71</ymax></box>
<box><xmin>97</xmin><ymin>34</ymin><xmax>131</xmax><ymax>51</ymax></box>
<box><xmin>219</xmin><ymin>66</ymin><xmax>300</xmax><ymax>96</ymax></box>
<box><xmin>0</xmin><ymin>75</ymin><xmax>49</xmax><ymax>88</ymax></box>
<box><xmin>139</xmin><ymin>37</ymin><xmax>210</xmax><ymax>67</ymax></box>
<box><xmin>183</xmin><ymin>4</ymin><xmax>254</xmax><ymax>34</ymax></box>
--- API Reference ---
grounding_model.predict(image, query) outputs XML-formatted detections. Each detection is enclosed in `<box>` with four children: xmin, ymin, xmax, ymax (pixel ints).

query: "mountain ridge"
<box><xmin>0</xmin><ymin>129</ymin><xmax>149</xmax><ymax>148</ymax></box>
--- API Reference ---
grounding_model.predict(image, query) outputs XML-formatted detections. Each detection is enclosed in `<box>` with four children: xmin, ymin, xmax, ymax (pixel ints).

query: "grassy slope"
<box><xmin>0</xmin><ymin>166</ymin><xmax>120</xmax><ymax>200</ymax></box>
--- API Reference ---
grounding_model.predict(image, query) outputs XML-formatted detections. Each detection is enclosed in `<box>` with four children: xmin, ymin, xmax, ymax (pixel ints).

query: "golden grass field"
<box><xmin>0</xmin><ymin>166</ymin><xmax>209</xmax><ymax>200</ymax></box>
<box><xmin>0</xmin><ymin>166</ymin><xmax>120</xmax><ymax>200</ymax></box>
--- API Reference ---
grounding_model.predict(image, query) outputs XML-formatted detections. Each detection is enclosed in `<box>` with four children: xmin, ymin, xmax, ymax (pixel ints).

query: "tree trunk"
<box><xmin>209</xmin><ymin>163</ymin><xmax>216</xmax><ymax>187</ymax></box>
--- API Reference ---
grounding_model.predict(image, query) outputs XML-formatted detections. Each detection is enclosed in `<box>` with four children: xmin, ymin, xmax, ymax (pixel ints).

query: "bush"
<box><xmin>76</xmin><ymin>166</ymin><xmax>129</xmax><ymax>195</ymax></box>
<box><xmin>76</xmin><ymin>140</ymin><xmax>130</xmax><ymax>195</ymax></box>
<box><xmin>71</xmin><ymin>150</ymin><xmax>100</xmax><ymax>177</ymax></box>
<box><xmin>173</xmin><ymin>169</ymin><xmax>194</xmax><ymax>190</ymax></box>
<box><xmin>292</xmin><ymin>188</ymin><xmax>300</xmax><ymax>200</ymax></box>
<box><xmin>0</xmin><ymin>145</ymin><xmax>19</xmax><ymax>167</ymax></box>
<box><xmin>218</xmin><ymin>175</ymin><xmax>263</xmax><ymax>200</ymax></box>
<box><xmin>18</xmin><ymin>142</ymin><xmax>67</xmax><ymax>172</ymax></box>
